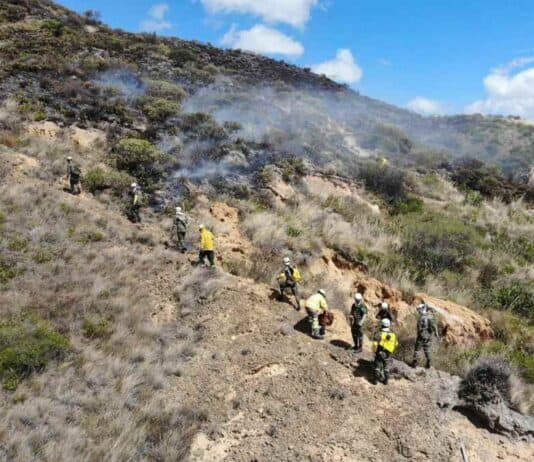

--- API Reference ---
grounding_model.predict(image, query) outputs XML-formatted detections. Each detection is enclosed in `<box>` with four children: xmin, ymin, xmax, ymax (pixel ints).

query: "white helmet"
<box><xmin>318</xmin><ymin>289</ymin><xmax>326</xmax><ymax>297</ymax></box>
<box><xmin>283</xmin><ymin>257</ymin><xmax>290</xmax><ymax>266</ymax></box>
<box><xmin>417</xmin><ymin>303</ymin><xmax>428</xmax><ymax>314</ymax></box>
<box><xmin>67</xmin><ymin>156</ymin><xmax>73</xmax><ymax>161</ymax></box>
<box><xmin>199</xmin><ymin>224</ymin><xmax>205</xmax><ymax>230</ymax></box>
<box><xmin>175</xmin><ymin>206</ymin><xmax>182</xmax><ymax>213</ymax></box>
<box><xmin>354</xmin><ymin>293</ymin><xmax>363</xmax><ymax>302</ymax></box>
<box><xmin>131</xmin><ymin>182</ymin><xmax>138</xmax><ymax>189</ymax></box>
<box><xmin>381</xmin><ymin>302</ymin><xmax>389</xmax><ymax>310</ymax></box>
<box><xmin>380</xmin><ymin>318</ymin><xmax>391</xmax><ymax>329</ymax></box>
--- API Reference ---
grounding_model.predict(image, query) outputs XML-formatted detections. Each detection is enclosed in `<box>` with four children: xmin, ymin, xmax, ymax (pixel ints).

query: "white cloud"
<box><xmin>201</xmin><ymin>0</ymin><xmax>319</xmax><ymax>28</ymax></box>
<box><xmin>312</xmin><ymin>49</ymin><xmax>363</xmax><ymax>84</ymax></box>
<box><xmin>407</xmin><ymin>97</ymin><xmax>446</xmax><ymax>116</ymax></box>
<box><xmin>465</xmin><ymin>58</ymin><xmax>534</xmax><ymax>120</ymax></box>
<box><xmin>140</xmin><ymin>3</ymin><xmax>172</xmax><ymax>32</ymax></box>
<box><xmin>221</xmin><ymin>24</ymin><xmax>304</xmax><ymax>57</ymax></box>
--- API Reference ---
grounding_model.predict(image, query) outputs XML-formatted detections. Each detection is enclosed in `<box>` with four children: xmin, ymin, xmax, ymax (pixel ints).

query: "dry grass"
<box><xmin>0</xmin><ymin>161</ymin><xmax>206</xmax><ymax>460</ymax></box>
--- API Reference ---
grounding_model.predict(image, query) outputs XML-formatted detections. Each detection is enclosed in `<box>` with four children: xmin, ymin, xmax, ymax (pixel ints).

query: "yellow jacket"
<box><xmin>372</xmin><ymin>330</ymin><xmax>398</xmax><ymax>354</ymax></box>
<box><xmin>305</xmin><ymin>293</ymin><xmax>328</xmax><ymax>314</ymax></box>
<box><xmin>200</xmin><ymin>228</ymin><xmax>215</xmax><ymax>251</ymax></box>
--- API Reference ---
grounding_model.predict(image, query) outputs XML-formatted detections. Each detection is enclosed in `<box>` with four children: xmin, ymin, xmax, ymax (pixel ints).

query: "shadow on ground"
<box><xmin>353</xmin><ymin>358</ymin><xmax>376</xmax><ymax>384</ymax></box>
<box><xmin>330</xmin><ymin>339</ymin><xmax>353</xmax><ymax>350</ymax></box>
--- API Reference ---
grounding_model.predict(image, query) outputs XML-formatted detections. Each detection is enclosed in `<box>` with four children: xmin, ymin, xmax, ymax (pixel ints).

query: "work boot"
<box><xmin>425</xmin><ymin>361</ymin><xmax>431</xmax><ymax>369</ymax></box>
<box><xmin>411</xmin><ymin>360</ymin><xmax>418</xmax><ymax>368</ymax></box>
<box><xmin>383</xmin><ymin>376</ymin><xmax>389</xmax><ymax>385</ymax></box>
<box><xmin>354</xmin><ymin>347</ymin><xmax>362</xmax><ymax>353</ymax></box>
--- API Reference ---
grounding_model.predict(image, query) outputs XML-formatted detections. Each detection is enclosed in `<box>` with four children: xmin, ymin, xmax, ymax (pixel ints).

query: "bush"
<box><xmin>0</xmin><ymin>257</ymin><xmax>20</xmax><ymax>284</ymax></box>
<box><xmin>401</xmin><ymin>214</ymin><xmax>479</xmax><ymax>275</ymax></box>
<box><xmin>392</xmin><ymin>194</ymin><xmax>424</xmax><ymax>215</ymax></box>
<box><xmin>357</xmin><ymin>161</ymin><xmax>407</xmax><ymax>205</ymax></box>
<box><xmin>83</xmin><ymin>167</ymin><xmax>134</xmax><ymax>194</ymax></box>
<box><xmin>112</xmin><ymin>138</ymin><xmax>166</xmax><ymax>188</ymax></box>
<box><xmin>486</xmin><ymin>282</ymin><xmax>534</xmax><ymax>322</ymax></box>
<box><xmin>459</xmin><ymin>356</ymin><xmax>514</xmax><ymax>406</ymax></box>
<box><xmin>146</xmin><ymin>80</ymin><xmax>187</xmax><ymax>101</ymax></box>
<box><xmin>0</xmin><ymin>316</ymin><xmax>70</xmax><ymax>390</ymax></box>
<box><xmin>82</xmin><ymin>316</ymin><xmax>113</xmax><ymax>339</ymax></box>
<box><xmin>136</xmin><ymin>96</ymin><xmax>181</xmax><ymax>123</ymax></box>
<box><xmin>40</xmin><ymin>19</ymin><xmax>64</xmax><ymax>37</ymax></box>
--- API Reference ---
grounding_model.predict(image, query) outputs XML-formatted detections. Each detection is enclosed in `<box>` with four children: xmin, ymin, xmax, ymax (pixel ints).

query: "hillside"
<box><xmin>1</xmin><ymin>1</ymin><xmax>533</xmax><ymax>461</ymax></box>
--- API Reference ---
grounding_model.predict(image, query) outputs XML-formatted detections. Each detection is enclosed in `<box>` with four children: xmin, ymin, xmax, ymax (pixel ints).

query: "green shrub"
<box><xmin>82</xmin><ymin>316</ymin><xmax>113</xmax><ymax>339</ymax></box>
<box><xmin>401</xmin><ymin>214</ymin><xmax>479</xmax><ymax>275</ymax></box>
<box><xmin>8</xmin><ymin>238</ymin><xmax>28</xmax><ymax>252</ymax></box>
<box><xmin>0</xmin><ymin>211</ymin><xmax>5</xmax><ymax>224</ymax></box>
<box><xmin>83</xmin><ymin>167</ymin><xmax>134</xmax><ymax>194</ymax></box>
<box><xmin>33</xmin><ymin>248</ymin><xmax>54</xmax><ymax>264</ymax></box>
<box><xmin>0</xmin><ymin>316</ymin><xmax>70</xmax><ymax>390</ymax></box>
<box><xmin>357</xmin><ymin>161</ymin><xmax>407</xmax><ymax>205</ymax></box>
<box><xmin>392</xmin><ymin>194</ymin><xmax>424</xmax><ymax>215</ymax></box>
<box><xmin>146</xmin><ymin>80</ymin><xmax>187</xmax><ymax>101</ymax></box>
<box><xmin>112</xmin><ymin>138</ymin><xmax>165</xmax><ymax>188</ymax></box>
<box><xmin>77</xmin><ymin>230</ymin><xmax>105</xmax><ymax>245</ymax></box>
<box><xmin>487</xmin><ymin>283</ymin><xmax>534</xmax><ymax>322</ymax></box>
<box><xmin>286</xmin><ymin>225</ymin><xmax>302</xmax><ymax>237</ymax></box>
<box><xmin>40</xmin><ymin>19</ymin><xmax>64</xmax><ymax>37</ymax></box>
<box><xmin>0</xmin><ymin>257</ymin><xmax>20</xmax><ymax>284</ymax></box>
<box><xmin>136</xmin><ymin>96</ymin><xmax>181</xmax><ymax>123</ymax></box>
<box><xmin>279</xmin><ymin>157</ymin><xmax>306</xmax><ymax>182</ymax></box>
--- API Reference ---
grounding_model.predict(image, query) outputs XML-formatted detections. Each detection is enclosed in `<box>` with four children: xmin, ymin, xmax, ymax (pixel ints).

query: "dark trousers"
<box><xmin>198</xmin><ymin>250</ymin><xmax>215</xmax><ymax>266</ymax></box>
<box><xmin>176</xmin><ymin>231</ymin><xmax>186</xmax><ymax>250</ymax></box>
<box><xmin>413</xmin><ymin>336</ymin><xmax>432</xmax><ymax>367</ymax></box>
<box><xmin>70</xmin><ymin>178</ymin><xmax>81</xmax><ymax>194</ymax></box>
<box><xmin>351</xmin><ymin>323</ymin><xmax>364</xmax><ymax>350</ymax></box>
<box><xmin>374</xmin><ymin>349</ymin><xmax>391</xmax><ymax>384</ymax></box>
<box><xmin>279</xmin><ymin>281</ymin><xmax>300</xmax><ymax>306</ymax></box>
<box><xmin>129</xmin><ymin>204</ymin><xmax>141</xmax><ymax>223</ymax></box>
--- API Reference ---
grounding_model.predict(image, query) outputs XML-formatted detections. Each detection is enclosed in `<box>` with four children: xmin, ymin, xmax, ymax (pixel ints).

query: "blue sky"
<box><xmin>58</xmin><ymin>0</ymin><xmax>534</xmax><ymax>119</ymax></box>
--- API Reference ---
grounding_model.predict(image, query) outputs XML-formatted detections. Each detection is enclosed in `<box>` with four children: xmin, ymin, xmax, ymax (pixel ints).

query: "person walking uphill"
<box><xmin>350</xmin><ymin>293</ymin><xmax>368</xmax><ymax>352</ymax></box>
<box><xmin>305</xmin><ymin>289</ymin><xmax>329</xmax><ymax>339</ymax></box>
<box><xmin>372</xmin><ymin>318</ymin><xmax>398</xmax><ymax>385</ymax></box>
<box><xmin>66</xmin><ymin>156</ymin><xmax>81</xmax><ymax>195</ymax></box>
<box><xmin>128</xmin><ymin>183</ymin><xmax>142</xmax><ymax>223</ymax></box>
<box><xmin>412</xmin><ymin>303</ymin><xmax>439</xmax><ymax>368</ymax></box>
<box><xmin>174</xmin><ymin>206</ymin><xmax>188</xmax><ymax>252</ymax></box>
<box><xmin>276</xmin><ymin>257</ymin><xmax>301</xmax><ymax>309</ymax></box>
<box><xmin>198</xmin><ymin>224</ymin><xmax>215</xmax><ymax>267</ymax></box>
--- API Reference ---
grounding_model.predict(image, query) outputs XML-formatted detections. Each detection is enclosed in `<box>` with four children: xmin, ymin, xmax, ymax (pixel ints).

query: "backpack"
<box><xmin>319</xmin><ymin>311</ymin><xmax>334</xmax><ymax>326</ymax></box>
<box><xmin>379</xmin><ymin>331</ymin><xmax>398</xmax><ymax>354</ymax></box>
<box><xmin>70</xmin><ymin>165</ymin><xmax>81</xmax><ymax>180</ymax></box>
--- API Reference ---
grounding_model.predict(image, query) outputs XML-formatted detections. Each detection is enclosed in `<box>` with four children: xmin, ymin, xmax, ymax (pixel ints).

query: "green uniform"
<box><xmin>174</xmin><ymin>214</ymin><xmax>187</xmax><ymax>251</ymax></box>
<box><xmin>67</xmin><ymin>163</ymin><xmax>81</xmax><ymax>194</ymax></box>
<box><xmin>350</xmin><ymin>302</ymin><xmax>368</xmax><ymax>351</ymax></box>
<box><xmin>129</xmin><ymin>189</ymin><xmax>142</xmax><ymax>223</ymax></box>
<box><xmin>278</xmin><ymin>265</ymin><xmax>300</xmax><ymax>307</ymax></box>
<box><xmin>373</xmin><ymin>329</ymin><xmax>398</xmax><ymax>385</ymax></box>
<box><xmin>412</xmin><ymin>312</ymin><xmax>438</xmax><ymax>368</ymax></box>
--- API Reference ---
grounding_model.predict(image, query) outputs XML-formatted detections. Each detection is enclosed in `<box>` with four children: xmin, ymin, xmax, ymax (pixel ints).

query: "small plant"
<box><xmin>77</xmin><ymin>230</ymin><xmax>105</xmax><ymax>244</ymax></box>
<box><xmin>0</xmin><ymin>257</ymin><xmax>20</xmax><ymax>284</ymax></box>
<box><xmin>0</xmin><ymin>316</ymin><xmax>70</xmax><ymax>390</ymax></box>
<box><xmin>83</xmin><ymin>316</ymin><xmax>113</xmax><ymax>339</ymax></box>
